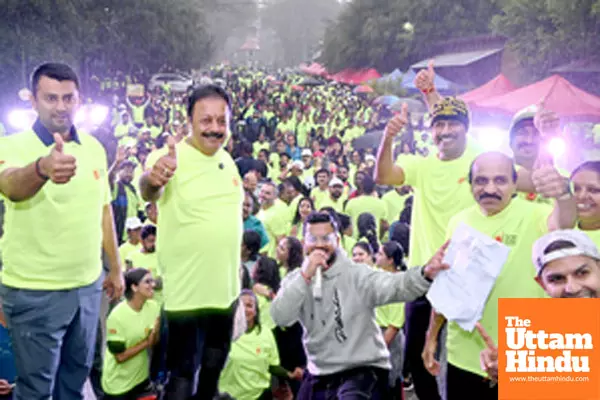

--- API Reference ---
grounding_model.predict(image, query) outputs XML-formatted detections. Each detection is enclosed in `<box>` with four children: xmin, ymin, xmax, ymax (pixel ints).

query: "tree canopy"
<box><xmin>321</xmin><ymin>0</ymin><xmax>600</xmax><ymax>81</ymax></box>
<box><xmin>0</xmin><ymin>0</ymin><xmax>221</xmax><ymax>107</ymax></box>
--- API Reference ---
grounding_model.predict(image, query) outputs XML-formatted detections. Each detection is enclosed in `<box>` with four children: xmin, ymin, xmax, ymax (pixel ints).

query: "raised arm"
<box><xmin>375</xmin><ymin>104</ymin><xmax>407</xmax><ymax>186</ymax></box>
<box><xmin>0</xmin><ymin>134</ymin><xmax>76</xmax><ymax>202</ymax></box>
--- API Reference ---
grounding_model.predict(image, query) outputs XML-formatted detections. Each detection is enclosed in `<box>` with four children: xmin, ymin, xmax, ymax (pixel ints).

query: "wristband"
<box><xmin>421</xmin><ymin>87</ymin><xmax>435</xmax><ymax>95</ymax></box>
<box><xmin>35</xmin><ymin>157</ymin><xmax>49</xmax><ymax>180</ymax></box>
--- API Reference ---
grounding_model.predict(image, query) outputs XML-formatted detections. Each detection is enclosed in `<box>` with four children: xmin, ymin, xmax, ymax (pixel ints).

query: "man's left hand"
<box><xmin>532</xmin><ymin>165</ymin><xmax>569</xmax><ymax>199</ymax></box>
<box><xmin>423</xmin><ymin>240</ymin><xmax>450</xmax><ymax>280</ymax></box>
<box><xmin>103</xmin><ymin>269</ymin><xmax>125</xmax><ymax>301</ymax></box>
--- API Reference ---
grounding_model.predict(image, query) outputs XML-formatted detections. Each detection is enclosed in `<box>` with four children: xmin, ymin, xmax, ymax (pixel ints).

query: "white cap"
<box><xmin>532</xmin><ymin>230</ymin><xmax>600</xmax><ymax>275</ymax></box>
<box><xmin>329</xmin><ymin>177</ymin><xmax>344</xmax><ymax>187</ymax></box>
<box><xmin>125</xmin><ymin>217</ymin><xmax>143</xmax><ymax>231</ymax></box>
<box><xmin>301</xmin><ymin>149</ymin><xmax>312</xmax><ymax>157</ymax></box>
<box><xmin>365</xmin><ymin>154</ymin><xmax>376</xmax><ymax>163</ymax></box>
<box><xmin>291</xmin><ymin>160</ymin><xmax>304</xmax><ymax>170</ymax></box>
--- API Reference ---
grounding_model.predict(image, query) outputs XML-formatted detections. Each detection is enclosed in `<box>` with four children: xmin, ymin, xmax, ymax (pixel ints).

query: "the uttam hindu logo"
<box><xmin>498</xmin><ymin>298</ymin><xmax>600</xmax><ymax>400</ymax></box>
<box><xmin>504</xmin><ymin>316</ymin><xmax>591</xmax><ymax>373</ymax></box>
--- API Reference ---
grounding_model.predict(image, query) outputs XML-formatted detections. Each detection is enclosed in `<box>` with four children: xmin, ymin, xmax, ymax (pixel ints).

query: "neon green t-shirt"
<box><xmin>382</xmin><ymin>190</ymin><xmax>409</xmax><ymax>223</ymax></box>
<box><xmin>319</xmin><ymin>195</ymin><xmax>345</xmax><ymax>213</ymax></box>
<box><xmin>147</xmin><ymin>143</ymin><xmax>243</xmax><ymax>311</ymax></box>
<box><xmin>311</xmin><ymin>187</ymin><xmax>329</xmax><ymax>210</ymax></box>
<box><xmin>0</xmin><ymin>130</ymin><xmax>110</xmax><ymax>290</ymax></box>
<box><xmin>119</xmin><ymin>241</ymin><xmax>142</xmax><ymax>268</ymax></box>
<box><xmin>375</xmin><ymin>302</ymin><xmax>405</xmax><ymax>329</ymax></box>
<box><xmin>257</xmin><ymin>201</ymin><xmax>289</xmax><ymax>259</ymax></box>
<box><xmin>218</xmin><ymin>326</ymin><xmax>280</xmax><ymax>400</ymax></box>
<box><xmin>396</xmin><ymin>142</ymin><xmax>480</xmax><ymax>267</ymax></box>
<box><xmin>344</xmin><ymin>195</ymin><xmax>388</xmax><ymax>239</ymax></box>
<box><xmin>444</xmin><ymin>198</ymin><xmax>550</xmax><ymax>377</ymax></box>
<box><xmin>102</xmin><ymin>299</ymin><xmax>160</xmax><ymax>395</ymax></box>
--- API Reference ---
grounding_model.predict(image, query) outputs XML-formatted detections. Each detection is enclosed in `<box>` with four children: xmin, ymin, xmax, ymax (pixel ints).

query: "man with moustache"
<box><xmin>318</xmin><ymin>177</ymin><xmax>346</xmax><ymax>213</ymax></box>
<box><xmin>140</xmin><ymin>84</ymin><xmax>243</xmax><ymax>399</ymax></box>
<box><xmin>375</xmin><ymin>95</ymin><xmax>557</xmax><ymax>400</ymax></box>
<box><xmin>271</xmin><ymin>211</ymin><xmax>450</xmax><ymax>398</ymax></box>
<box><xmin>477</xmin><ymin>229</ymin><xmax>600</xmax><ymax>382</ymax></box>
<box><xmin>421</xmin><ymin>152</ymin><xmax>576</xmax><ymax>400</ymax></box>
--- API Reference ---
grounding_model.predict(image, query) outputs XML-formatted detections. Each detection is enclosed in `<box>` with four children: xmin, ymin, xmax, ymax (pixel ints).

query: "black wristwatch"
<box><xmin>35</xmin><ymin>157</ymin><xmax>49</xmax><ymax>180</ymax></box>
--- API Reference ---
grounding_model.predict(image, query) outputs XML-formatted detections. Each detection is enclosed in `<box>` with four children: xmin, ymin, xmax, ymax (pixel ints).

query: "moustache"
<box><xmin>202</xmin><ymin>132</ymin><xmax>225</xmax><ymax>139</ymax></box>
<box><xmin>478</xmin><ymin>193</ymin><xmax>502</xmax><ymax>201</ymax></box>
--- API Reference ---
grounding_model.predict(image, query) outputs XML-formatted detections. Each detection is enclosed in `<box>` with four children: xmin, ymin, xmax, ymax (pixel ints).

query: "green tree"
<box><xmin>320</xmin><ymin>0</ymin><xmax>504</xmax><ymax>73</ymax></box>
<box><xmin>0</xmin><ymin>0</ymin><xmax>215</xmax><ymax>109</ymax></box>
<box><xmin>492</xmin><ymin>0</ymin><xmax>600</xmax><ymax>81</ymax></box>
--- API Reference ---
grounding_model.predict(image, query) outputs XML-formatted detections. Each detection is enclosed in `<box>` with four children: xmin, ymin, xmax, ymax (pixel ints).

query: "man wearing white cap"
<box><xmin>476</xmin><ymin>229</ymin><xmax>600</xmax><ymax>382</ymax></box>
<box><xmin>301</xmin><ymin>149</ymin><xmax>316</xmax><ymax>189</ymax></box>
<box><xmin>533</xmin><ymin>229</ymin><xmax>600</xmax><ymax>298</ymax></box>
<box><xmin>318</xmin><ymin>177</ymin><xmax>346</xmax><ymax>213</ymax></box>
<box><xmin>119</xmin><ymin>217</ymin><xmax>143</xmax><ymax>269</ymax></box>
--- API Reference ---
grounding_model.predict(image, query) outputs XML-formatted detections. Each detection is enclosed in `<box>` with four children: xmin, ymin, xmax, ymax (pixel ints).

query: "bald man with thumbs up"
<box><xmin>0</xmin><ymin>63</ymin><xmax>124</xmax><ymax>400</ymax></box>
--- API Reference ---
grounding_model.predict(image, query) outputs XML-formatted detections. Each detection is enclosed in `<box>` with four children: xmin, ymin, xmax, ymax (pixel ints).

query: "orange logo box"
<box><xmin>498</xmin><ymin>298</ymin><xmax>600</xmax><ymax>400</ymax></box>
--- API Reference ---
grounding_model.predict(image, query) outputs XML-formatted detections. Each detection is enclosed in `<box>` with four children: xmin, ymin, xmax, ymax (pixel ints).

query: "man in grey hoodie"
<box><xmin>271</xmin><ymin>211</ymin><xmax>449</xmax><ymax>399</ymax></box>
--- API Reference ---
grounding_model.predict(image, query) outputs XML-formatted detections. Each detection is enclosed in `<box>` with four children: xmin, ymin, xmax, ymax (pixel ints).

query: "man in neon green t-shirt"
<box><xmin>422</xmin><ymin>152</ymin><xmax>576</xmax><ymax>399</ymax></box>
<box><xmin>0</xmin><ymin>63</ymin><xmax>124</xmax><ymax>399</ymax></box>
<box><xmin>140</xmin><ymin>84</ymin><xmax>242</xmax><ymax>399</ymax></box>
<box><xmin>376</xmin><ymin>93</ymin><xmax>551</xmax><ymax>399</ymax></box>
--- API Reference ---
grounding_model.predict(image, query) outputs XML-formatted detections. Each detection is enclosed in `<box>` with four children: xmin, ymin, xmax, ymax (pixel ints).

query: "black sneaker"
<box><xmin>403</xmin><ymin>376</ymin><xmax>414</xmax><ymax>391</ymax></box>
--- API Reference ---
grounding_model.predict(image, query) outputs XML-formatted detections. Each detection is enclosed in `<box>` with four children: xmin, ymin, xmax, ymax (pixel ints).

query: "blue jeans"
<box><xmin>1</xmin><ymin>276</ymin><xmax>102</xmax><ymax>400</ymax></box>
<box><xmin>297</xmin><ymin>366</ymin><xmax>390</xmax><ymax>399</ymax></box>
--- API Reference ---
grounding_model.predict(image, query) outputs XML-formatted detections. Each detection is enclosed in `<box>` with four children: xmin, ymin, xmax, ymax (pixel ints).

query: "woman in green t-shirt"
<box><xmin>102</xmin><ymin>268</ymin><xmax>160</xmax><ymax>400</ymax></box>
<box><xmin>218</xmin><ymin>290</ymin><xmax>303</xmax><ymax>400</ymax></box>
<box><xmin>375</xmin><ymin>241</ymin><xmax>408</xmax><ymax>398</ymax></box>
<box><xmin>289</xmin><ymin>197</ymin><xmax>315</xmax><ymax>241</ymax></box>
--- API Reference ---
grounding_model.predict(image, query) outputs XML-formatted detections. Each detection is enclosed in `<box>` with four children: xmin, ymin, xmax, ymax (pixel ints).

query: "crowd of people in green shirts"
<box><xmin>45</xmin><ymin>63</ymin><xmax>600</xmax><ymax>399</ymax></box>
<box><xmin>103</xmin><ymin>65</ymin><xmax>429</xmax><ymax>399</ymax></box>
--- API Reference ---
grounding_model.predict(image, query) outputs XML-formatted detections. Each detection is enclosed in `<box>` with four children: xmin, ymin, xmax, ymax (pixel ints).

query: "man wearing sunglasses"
<box><xmin>271</xmin><ymin>211</ymin><xmax>450</xmax><ymax>399</ymax></box>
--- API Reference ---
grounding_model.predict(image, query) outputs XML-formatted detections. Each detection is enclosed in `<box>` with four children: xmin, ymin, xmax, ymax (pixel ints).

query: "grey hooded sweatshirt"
<box><xmin>270</xmin><ymin>251</ymin><xmax>431</xmax><ymax>376</ymax></box>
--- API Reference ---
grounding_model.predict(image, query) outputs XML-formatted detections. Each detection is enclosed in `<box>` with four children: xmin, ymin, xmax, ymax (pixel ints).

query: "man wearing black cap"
<box><xmin>375</xmin><ymin>96</ymin><xmax>550</xmax><ymax>399</ymax></box>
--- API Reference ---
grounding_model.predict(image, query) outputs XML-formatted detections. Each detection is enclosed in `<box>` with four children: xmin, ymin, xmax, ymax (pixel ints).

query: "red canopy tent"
<box><xmin>460</xmin><ymin>74</ymin><xmax>516</xmax><ymax>104</ymax></box>
<box><xmin>300</xmin><ymin>63</ymin><xmax>328</xmax><ymax>77</ymax></box>
<box><xmin>473</xmin><ymin>75</ymin><xmax>600</xmax><ymax>121</ymax></box>
<box><xmin>331</xmin><ymin>69</ymin><xmax>381</xmax><ymax>85</ymax></box>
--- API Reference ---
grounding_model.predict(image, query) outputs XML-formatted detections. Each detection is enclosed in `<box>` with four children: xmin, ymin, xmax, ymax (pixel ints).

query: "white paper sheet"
<box><xmin>426</xmin><ymin>222</ymin><xmax>510</xmax><ymax>332</ymax></box>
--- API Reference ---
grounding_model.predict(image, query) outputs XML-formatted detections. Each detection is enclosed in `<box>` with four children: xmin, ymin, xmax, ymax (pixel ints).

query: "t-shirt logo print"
<box><xmin>332</xmin><ymin>288</ymin><xmax>347</xmax><ymax>343</ymax></box>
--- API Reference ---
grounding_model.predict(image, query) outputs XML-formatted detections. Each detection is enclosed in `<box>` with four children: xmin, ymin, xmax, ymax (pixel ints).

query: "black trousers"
<box><xmin>164</xmin><ymin>303</ymin><xmax>235</xmax><ymax>400</ymax></box>
<box><xmin>404</xmin><ymin>296</ymin><xmax>441</xmax><ymax>400</ymax></box>
<box><xmin>446</xmin><ymin>363</ymin><xmax>498</xmax><ymax>400</ymax></box>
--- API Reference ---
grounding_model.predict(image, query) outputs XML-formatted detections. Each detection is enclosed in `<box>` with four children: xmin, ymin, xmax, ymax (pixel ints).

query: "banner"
<box><xmin>498</xmin><ymin>298</ymin><xmax>600</xmax><ymax>399</ymax></box>
<box><xmin>126</xmin><ymin>84</ymin><xmax>145</xmax><ymax>97</ymax></box>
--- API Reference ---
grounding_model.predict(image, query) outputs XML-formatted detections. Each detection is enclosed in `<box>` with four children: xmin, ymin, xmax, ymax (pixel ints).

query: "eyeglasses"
<box><xmin>304</xmin><ymin>232</ymin><xmax>337</xmax><ymax>245</ymax></box>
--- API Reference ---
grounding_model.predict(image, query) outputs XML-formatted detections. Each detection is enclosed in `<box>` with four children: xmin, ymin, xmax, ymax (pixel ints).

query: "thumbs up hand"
<box><xmin>148</xmin><ymin>136</ymin><xmax>177</xmax><ymax>188</ymax></box>
<box><xmin>384</xmin><ymin>103</ymin><xmax>409</xmax><ymax>139</ymax></box>
<box><xmin>415</xmin><ymin>59</ymin><xmax>436</xmax><ymax>92</ymax></box>
<box><xmin>533</xmin><ymin>99</ymin><xmax>560</xmax><ymax>139</ymax></box>
<box><xmin>38</xmin><ymin>133</ymin><xmax>77</xmax><ymax>184</ymax></box>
